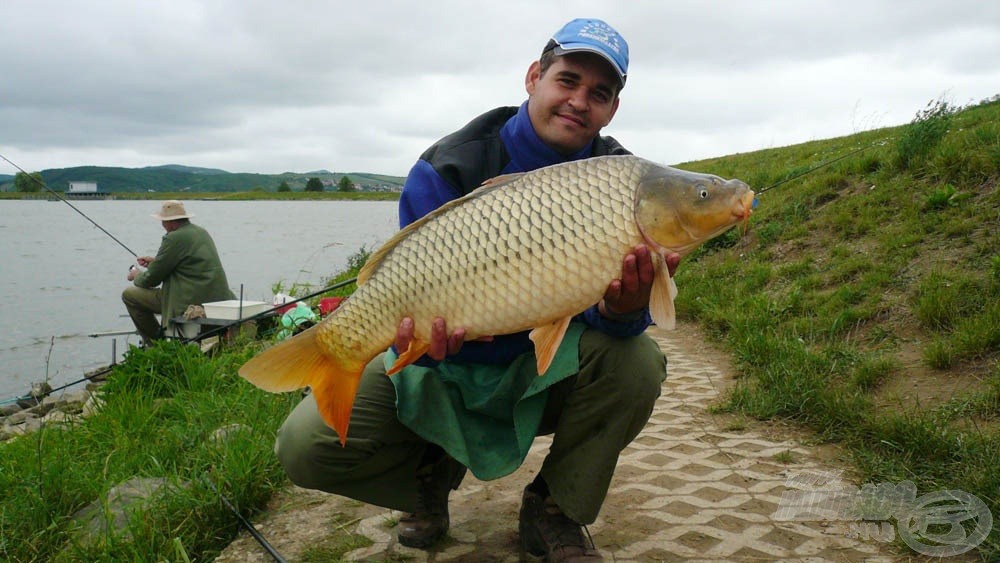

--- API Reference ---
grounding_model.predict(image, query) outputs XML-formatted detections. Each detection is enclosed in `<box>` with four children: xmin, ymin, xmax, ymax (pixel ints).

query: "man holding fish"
<box><xmin>249</xmin><ymin>18</ymin><xmax>754</xmax><ymax>562</ymax></box>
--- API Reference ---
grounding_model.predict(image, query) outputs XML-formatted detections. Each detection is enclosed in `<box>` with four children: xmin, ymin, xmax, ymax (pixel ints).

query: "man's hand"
<box><xmin>600</xmin><ymin>245</ymin><xmax>681</xmax><ymax>318</ymax></box>
<box><xmin>666</xmin><ymin>252</ymin><xmax>681</xmax><ymax>277</ymax></box>
<box><xmin>137</xmin><ymin>256</ymin><xmax>155</xmax><ymax>267</ymax></box>
<box><xmin>395</xmin><ymin>317</ymin><xmax>466</xmax><ymax>361</ymax></box>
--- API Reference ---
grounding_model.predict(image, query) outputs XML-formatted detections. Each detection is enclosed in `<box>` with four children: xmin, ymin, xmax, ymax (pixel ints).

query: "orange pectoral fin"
<box><xmin>387</xmin><ymin>338</ymin><xmax>431</xmax><ymax>375</ymax></box>
<box><xmin>238</xmin><ymin>327</ymin><xmax>365</xmax><ymax>446</ymax></box>
<box><xmin>649</xmin><ymin>259</ymin><xmax>677</xmax><ymax>330</ymax></box>
<box><xmin>529</xmin><ymin>316</ymin><xmax>572</xmax><ymax>376</ymax></box>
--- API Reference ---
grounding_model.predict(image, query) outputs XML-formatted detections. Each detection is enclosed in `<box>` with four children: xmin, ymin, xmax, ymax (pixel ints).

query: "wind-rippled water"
<box><xmin>0</xmin><ymin>199</ymin><xmax>398</xmax><ymax>400</ymax></box>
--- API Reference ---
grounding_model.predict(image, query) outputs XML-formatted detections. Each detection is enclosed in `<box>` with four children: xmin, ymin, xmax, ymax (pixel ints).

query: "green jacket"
<box><xmin>133</xmin><ymin>222</ymin><xmax>235</xmax><ymax>327</ymax></box>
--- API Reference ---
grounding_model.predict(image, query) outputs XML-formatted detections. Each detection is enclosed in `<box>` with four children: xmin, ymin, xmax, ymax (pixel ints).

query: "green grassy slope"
<box><xmin>675</xmin><ymin>95</ymin><xmax>999</xmax><ymax>556</ymax></box>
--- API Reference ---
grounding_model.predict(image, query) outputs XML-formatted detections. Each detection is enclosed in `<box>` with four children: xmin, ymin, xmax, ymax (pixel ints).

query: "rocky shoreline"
<box><xmin>0</xmin><ymin>368</ymin><xmax>110</xmax><ymax>442</ymax></box>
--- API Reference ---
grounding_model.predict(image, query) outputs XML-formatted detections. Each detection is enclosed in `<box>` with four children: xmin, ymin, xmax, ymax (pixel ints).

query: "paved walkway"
<box><xmin>217</xmin><ymin>325</ymin><xmax>898</xmax><ymax>562</ymax></box>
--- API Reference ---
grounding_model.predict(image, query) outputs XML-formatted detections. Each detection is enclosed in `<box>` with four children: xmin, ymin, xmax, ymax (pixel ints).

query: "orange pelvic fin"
<box><xmin>387</xmin><ymin>338</ymin><xmax>431</xmax><ymax>375</ymax></box>
<box><xmin>238</xmin><ymin>327</ymin><xmax>363</xmax><ymax>446</ymax></box>
<box><xmin>649</xmin><ymin>257</ymin><xmax>678</xmax><ymax>330</ymax></box>
<box><xmin>529</xmin><ymin>316</ymin><xmax>572</xmax><ymax>376</ymax></box>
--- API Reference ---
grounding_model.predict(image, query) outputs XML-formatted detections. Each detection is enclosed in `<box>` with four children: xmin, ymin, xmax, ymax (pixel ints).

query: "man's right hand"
<box><xmin>137</xmin><ymin>256</ymin><xmax>155</xmax><ymax>267</ymax></box>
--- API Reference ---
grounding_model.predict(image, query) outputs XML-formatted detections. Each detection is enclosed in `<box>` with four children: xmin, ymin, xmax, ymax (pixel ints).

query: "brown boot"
<box><xmin>519</xmin><ymin>487</ymin><xmax>603</xmax><ymax>562</ymax></box>
<box><xmin>397</xmin><ymin>451</ymin><xmax>466</xmax><ymax>548</ymax></box>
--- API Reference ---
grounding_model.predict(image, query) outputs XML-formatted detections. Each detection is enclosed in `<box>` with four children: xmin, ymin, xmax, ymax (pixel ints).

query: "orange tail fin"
<box><xmin>238</xmin><ymin>327</ymin><xmax>364</xmax><ymax>446</ymax></box>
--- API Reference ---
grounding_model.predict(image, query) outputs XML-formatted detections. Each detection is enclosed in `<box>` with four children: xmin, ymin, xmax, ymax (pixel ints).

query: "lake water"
<box><xmin>0</xmin><ymin>199</ymin><xmax>399</xmax><ymax>401</ymax></box>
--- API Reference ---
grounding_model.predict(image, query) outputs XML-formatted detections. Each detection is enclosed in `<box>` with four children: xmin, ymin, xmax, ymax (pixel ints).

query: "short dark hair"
<box><xmin>539</xmin><ymin>39</ymin><xmax>559</xmax><ymax>75</ymax></box>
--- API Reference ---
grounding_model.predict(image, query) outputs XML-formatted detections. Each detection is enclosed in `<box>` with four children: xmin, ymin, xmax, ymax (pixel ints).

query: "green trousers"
<box><xmin>274</xmin><ymin>329</ymin><xmax>666</xmax><ymax>524</ymax></box>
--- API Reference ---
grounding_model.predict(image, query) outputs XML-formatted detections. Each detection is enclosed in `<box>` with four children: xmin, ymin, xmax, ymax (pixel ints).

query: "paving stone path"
<box><xmin>217</xmin><ymin>325</ymin><xmax>902</xmax><ymax>562</ymax></box>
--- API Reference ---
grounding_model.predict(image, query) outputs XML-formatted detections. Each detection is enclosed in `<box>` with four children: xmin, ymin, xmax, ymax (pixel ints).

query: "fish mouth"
<box><xmin>735</xmin><ymin>190</ymin><xmax>756</xmax><ymax>219</ymax></box>
<box><xmin>736</xmin><ymin>190</ymin><xmax>755</xmax><ymax>234</ymax></box>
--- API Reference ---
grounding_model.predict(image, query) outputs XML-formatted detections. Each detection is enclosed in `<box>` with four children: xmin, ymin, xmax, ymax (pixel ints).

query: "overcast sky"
<box><xmin>1</xmin><ymin>0</ymin><xmax>997</xmax><ymax>178</ymax></box>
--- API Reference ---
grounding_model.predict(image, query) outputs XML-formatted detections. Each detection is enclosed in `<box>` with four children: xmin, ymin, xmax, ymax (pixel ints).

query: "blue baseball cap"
<box><xmin>550</xmin><ymin>18</ymin><xmax>629</xmax><ymax>86</ymax></box>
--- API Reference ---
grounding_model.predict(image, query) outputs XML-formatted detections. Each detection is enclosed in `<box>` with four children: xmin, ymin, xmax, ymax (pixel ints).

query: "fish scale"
<box><xmin>240</xmin><ymin>155</ymin><xmax>755</xmax><ymax>444</ymax></box>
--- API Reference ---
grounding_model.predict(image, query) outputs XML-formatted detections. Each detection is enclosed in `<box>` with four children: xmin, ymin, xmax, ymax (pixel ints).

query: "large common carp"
<box><xmin>239</xmin><ymin>155</ymin><xmax>754</xmax><ymax>444</ymax></box>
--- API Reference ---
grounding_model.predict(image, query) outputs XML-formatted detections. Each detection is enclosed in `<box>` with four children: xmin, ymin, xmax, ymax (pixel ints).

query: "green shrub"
<box><xmin>896</xmin><ymin>98</ymin><xmax>957</xmax><ymax>170</ymax></box>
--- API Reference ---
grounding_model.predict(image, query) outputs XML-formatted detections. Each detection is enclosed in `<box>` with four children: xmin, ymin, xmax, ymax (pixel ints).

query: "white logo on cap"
<box><xmin>577</xmin><ymin>21</ymin><xmax>621</xmax><ymax>55</ymax></box>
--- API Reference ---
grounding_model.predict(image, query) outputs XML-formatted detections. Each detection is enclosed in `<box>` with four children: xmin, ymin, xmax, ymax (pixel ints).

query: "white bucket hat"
<box><xmin>151</xmin><ymin>200</ymin><xmax>194</xmax><ymax>220</ymax></box>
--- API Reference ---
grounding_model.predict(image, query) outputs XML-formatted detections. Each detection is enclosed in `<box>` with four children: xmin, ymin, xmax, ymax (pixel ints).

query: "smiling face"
<box><xmin>525</xmin><ymin>52</ymin><xmax>621</xmax><ymax>156</ymax></box>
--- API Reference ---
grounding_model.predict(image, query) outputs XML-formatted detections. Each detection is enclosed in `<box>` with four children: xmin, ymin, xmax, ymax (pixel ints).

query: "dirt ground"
<box><xmin>215</xmin><ymin>323</ymin><xmax>975</xmax><ymax>562</ymax></box>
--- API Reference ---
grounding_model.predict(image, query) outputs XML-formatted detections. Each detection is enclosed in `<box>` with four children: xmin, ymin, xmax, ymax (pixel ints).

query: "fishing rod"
<box><xmin>0</xmin><ymin>153</ymin><xmax>138</xmax><ymax>257</ymax></box>
<box><xmin>755</xmin><ymin>140</ymin><xmax>885</xmax><ymax>196</ymax></box>
<box><xmin>203</xmin><ymin>474</ymin><xmax>287</xmax><ymax>563</ymax></box>
<box><xmin>0</xmin><ymin>365</ymin><xmax>115</xmax><ymax>408</ymax></box>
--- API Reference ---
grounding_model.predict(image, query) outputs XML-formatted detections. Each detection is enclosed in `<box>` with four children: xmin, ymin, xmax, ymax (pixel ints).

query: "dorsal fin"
<box><xmin>358</xmin><ymin>172</ymin><xmax>529</xmax><ymax>284</ymax></box>
<box><xmin>480</xmin><ymin>172</ymin><xmax>526</xmax><ymax>187</ymax></box>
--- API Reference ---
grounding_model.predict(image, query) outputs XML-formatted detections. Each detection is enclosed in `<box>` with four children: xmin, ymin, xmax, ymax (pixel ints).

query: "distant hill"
<box><xmin>0</xmin><ymin>165</ymin><xmax>405</xmax><ymax>193</ymax></box>
<box><xmin>142</xmin><ymin>164</ymin><xmax>230</xmax><ymax>176</ymax></box>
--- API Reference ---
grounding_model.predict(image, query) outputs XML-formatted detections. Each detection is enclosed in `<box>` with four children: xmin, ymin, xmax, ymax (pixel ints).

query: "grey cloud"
<box><xmin>1</xmin><ymin>1</ymin><xmax>997</xmax><ymax>176</ymax></box>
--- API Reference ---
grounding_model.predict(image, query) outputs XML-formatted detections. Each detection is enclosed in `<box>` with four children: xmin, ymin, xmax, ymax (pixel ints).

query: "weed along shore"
<box><xmin>1</xmin><ymin>96</ymin><xmax>998</xmax><ymax>561</ymax></box>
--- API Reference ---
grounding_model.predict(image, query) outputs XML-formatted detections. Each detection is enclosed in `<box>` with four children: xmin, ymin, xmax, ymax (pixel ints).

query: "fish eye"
<box><xmin>699</xmin><ymin>188</ymin><xmax>709</xmax><ymax>199</ymax></box>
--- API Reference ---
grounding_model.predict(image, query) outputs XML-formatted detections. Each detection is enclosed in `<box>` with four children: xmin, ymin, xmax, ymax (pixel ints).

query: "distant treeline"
<box><xmin>0</xmin><ymin>164</ymin><xmax>405</xmax><ymax>193</ymax></box>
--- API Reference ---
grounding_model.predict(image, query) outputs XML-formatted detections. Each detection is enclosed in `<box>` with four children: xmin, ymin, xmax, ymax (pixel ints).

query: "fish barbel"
<box><xmin>239</xmin><ymin>155</ymin><xmax>754</xmax><ymax>444</ymax></box>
